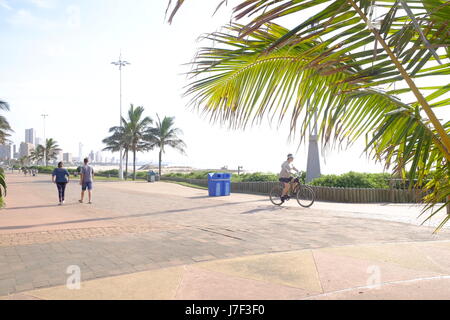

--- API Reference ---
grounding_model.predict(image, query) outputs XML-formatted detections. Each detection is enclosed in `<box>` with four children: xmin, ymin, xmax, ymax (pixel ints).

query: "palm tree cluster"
<box><xmin>0</xmin><ymin>100</ymin><xmax>12</xmax><ymax>197</ymax></box>
<box><xmin>0</xmin><ymin>101</ymin><xmax>12</xmax><ymax>144</ymax></box>
<box><xmin>103</xmin><ymin>104</ymin><xmax>186</xmax><ymax>180</ymax></box>
<box><xmin>29</xmin><ymin>138</ymin><xmax>61</xmax><ymax>166</ymax></box>
<box><xmin>166</xmin><ymin>0</ymin><xmax>450</xmax><ymax>230</ymax></box>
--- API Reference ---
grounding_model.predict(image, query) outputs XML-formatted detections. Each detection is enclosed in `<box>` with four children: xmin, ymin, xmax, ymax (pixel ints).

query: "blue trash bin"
<box><xmin>208</xmin><ymin>173</ymin><xmax>231</xmax><ymax>197</ymax></box>
<box><xmin>221</xmin><ymin>173</ymin><xmax>231</xmax><ymax>196</ymax></box>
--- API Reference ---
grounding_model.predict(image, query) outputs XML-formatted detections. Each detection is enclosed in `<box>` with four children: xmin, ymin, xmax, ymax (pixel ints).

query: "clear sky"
<box><xmin>1</xmin><ymin>0</ymin><xmax>444</xmax><ymax>174</ymax></box>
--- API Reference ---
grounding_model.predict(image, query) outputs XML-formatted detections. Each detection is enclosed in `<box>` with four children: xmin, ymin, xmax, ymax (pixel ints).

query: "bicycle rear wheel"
<box><xmin>296</xmin><ymin>185</ymin><xmax>315</xmax><ymax>208</ymax></box>
<box><xmin>269</xmin><ymin>184</ymin><xmax>284</xmax><ymax>206</ymax></box>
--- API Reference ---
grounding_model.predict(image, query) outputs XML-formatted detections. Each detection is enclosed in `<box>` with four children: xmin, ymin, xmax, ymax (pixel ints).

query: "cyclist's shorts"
<box><xmin>279</xmin><ymin>177</ymin><xmax>293</xmax><ymax>183</ymax></box>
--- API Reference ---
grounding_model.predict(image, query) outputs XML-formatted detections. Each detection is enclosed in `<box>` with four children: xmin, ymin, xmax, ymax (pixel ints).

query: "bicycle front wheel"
<box><xmin>296</xmin><ymin>185</ymin><xmax>315</xmax><ymax>208</ymax></box>
<box><xmin>269</xmin><ymin>184</ymin><xmax>284</xmax><ymax>206</ymax></box>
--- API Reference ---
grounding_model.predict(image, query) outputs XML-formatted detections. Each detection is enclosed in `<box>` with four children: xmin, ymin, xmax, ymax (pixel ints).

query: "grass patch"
<box><xmin>164</xmin><ymin>180</ymin><xmax>207</xmax><ymax>190</ymax></box>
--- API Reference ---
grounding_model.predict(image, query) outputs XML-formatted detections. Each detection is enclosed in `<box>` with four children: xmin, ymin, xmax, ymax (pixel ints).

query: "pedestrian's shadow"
<box><xmin>5</xmin><ymin>204</ymin><xmax>76</xmax><ymax>210</ymax></box>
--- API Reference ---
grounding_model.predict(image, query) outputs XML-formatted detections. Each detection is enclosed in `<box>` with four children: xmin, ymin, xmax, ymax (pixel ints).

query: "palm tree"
<box><xmin>122</xmin><ymin>105</ymin><xmax>153</xmax><ymax>180</ymax></box>
<box><xmin>19</xmin><ymin>155</ymin><xmax>30</xmax><ymax>167</ymax></box>
<box><xmin>146</xmin><ymin>115</ymin><xmax>186</xmax><ymax>176</ymax></box>
<box><xmin>103</xmin><ymin>126</ymin><xmax>130</xmax><ymax>178</ymax></box>
<box><xmin>0</xmin><ymin>100</ymin><xmax>12</xmax><ymax>199</ymax></box>
<box><xmin>103</xmin><ymin>104</ymin><xmax>153</xmax><ymax>180</ymax></box>
<box><xmin>167</xmin><ymin>0</ymin><xmax>450</xmax><ymax>230</ymax></box>
<box><xmin>30</xmin><ymin>145</ymin><xmax>45</xmax><ymax>165</ymax></box>
<box><xmin>43</xmin><ymin>138</ymin><xmax>61</xmax><ymax>166</ymax></box>
<box><xmin>0</xmin><ymin>100</ymin><xmax>12</xmax><ymax>144</ymax></box>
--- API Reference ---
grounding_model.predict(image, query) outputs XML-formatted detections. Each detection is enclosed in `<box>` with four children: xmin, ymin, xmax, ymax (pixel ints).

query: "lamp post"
<box><xmin>41</xmin><ymin>114</ymin><xmax>48</xmax><ymax>166</ymax></box>
<box><xmin>111</xmin><ymin>54</ymin><xmax>130</xmax><ymax>180</ymax></box>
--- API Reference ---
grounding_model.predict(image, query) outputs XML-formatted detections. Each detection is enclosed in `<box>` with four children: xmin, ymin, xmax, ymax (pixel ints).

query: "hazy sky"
<box><xmin>1</xmin><ymin>0</ymin><xmax>445</xmax><ymax>174</ymax></box>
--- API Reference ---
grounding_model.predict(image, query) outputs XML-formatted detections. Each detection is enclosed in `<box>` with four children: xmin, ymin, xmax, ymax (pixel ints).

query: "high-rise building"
<box><xmin>19</xmin><ymin>142</ymin><xmax>34</xmax><ymax>158</ymax></box>
<box><xmin>35</xmin><ymin>137</ymin><xmax>44</xmax><ymax>147</ymax></box>
<box><xmin>55</xmin><ymin>150</ymin><xmax>63</xmax><ymax>163</ymax></box>
<box><xmin>25</xmin><ymin>129</ymin><xmax>36</xmax><ymax>145</ymax></box>
<box><xmin>63</xmin><ymin>153</ymin><xmax>73</xmax><ymax>163</ymax></box>
<box><xmin>0</xmin><ymin>144</ymin><xmax>12</xmax><ymax>160</ymax></box>
<box><xmin>95</xmin><ymin>151</ymin><xmax>103</xmax><ymax>163</ymax></box>
<box><xmin>89</xmin><ymin>150</ymin><xmax>95</xmax><ymax>162</ymax></box>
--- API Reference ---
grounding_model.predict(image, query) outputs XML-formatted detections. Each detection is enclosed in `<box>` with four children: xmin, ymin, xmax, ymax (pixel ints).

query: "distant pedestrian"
<box><xmin>52</xmin><ymin>162</ymin><xmax>70</xmax><ymax>205</ymax></box>
<box><xmin>79</xmin><ymin>157</ymin><xmax>94</xmax><ymax>204</ymax></box>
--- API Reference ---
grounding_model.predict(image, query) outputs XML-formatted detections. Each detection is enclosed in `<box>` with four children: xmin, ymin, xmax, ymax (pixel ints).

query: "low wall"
<box><xmin>161</xmin><ymin>177</ymin><xmax>425</xmax><ymax>203</ymax></box>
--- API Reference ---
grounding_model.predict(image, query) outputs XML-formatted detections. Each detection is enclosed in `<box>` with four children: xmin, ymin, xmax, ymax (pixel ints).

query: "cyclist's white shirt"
<box><xmin>279</xmin><ymin>161</ymin><xmax>298</xmax><ymax>178</ymax></box>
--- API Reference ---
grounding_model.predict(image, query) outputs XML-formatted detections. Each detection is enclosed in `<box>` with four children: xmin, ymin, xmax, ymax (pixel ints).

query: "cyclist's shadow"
<box><xmin>241</xmin><ymin>205</ymin><xmax>290</xmax><ymax>215</ymax></box>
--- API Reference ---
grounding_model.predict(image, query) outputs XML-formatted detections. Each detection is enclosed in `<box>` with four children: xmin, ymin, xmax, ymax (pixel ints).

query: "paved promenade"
<box><xmin>1</xmin><ymin>173</ymin><xmax>450</xmax><ymax>299</ymax></box>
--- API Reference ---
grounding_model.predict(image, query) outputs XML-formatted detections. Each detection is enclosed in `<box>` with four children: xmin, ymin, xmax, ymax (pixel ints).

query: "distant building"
<box><xmin>63</xmin><ymin>153</ymin><xmax>73</xmax><ymax>163</ymax></box>
<box><xmin>35</xmin><ymin>137</ymin><xmax>44</xmax><ymax>147</ymax></box>
<box><xmin>89</xmin><ymin>150</ymin><xmax>95</xmax><ymax>163</ymax></box>
<box><xmin>54</xmin><ymin>150</ymin><xmax>63</xmax><ymax>163</ymax></box>
<box><xmin>13</xmin><ymin>145</ymin><xmax>17</xmax><ymax>159</ymax></box>
<box><xmin>0</xmin><ymin>144</ymin><xmax>12</xmax><ymax>160</ymax></box>
<box><xmin>95</xmin><ymin>151</ymin><xmax>103</xmax><ymax>163</ymax></box>
<box><xmin>25</xmin><ymin>129</ymin><xmax>36</xmax><ymax>145</ymax></box>
<box><xmin>19</xmin><ymin>142</ymin><xmax>34</xmax><ymax>158</ymax></box>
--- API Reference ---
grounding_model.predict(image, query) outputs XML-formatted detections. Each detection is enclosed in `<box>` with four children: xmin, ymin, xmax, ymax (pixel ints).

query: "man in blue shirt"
<box><xmin>52</xmin><ymin>162</ymin><xmax>70</xmax><ymax>205</ymax></box>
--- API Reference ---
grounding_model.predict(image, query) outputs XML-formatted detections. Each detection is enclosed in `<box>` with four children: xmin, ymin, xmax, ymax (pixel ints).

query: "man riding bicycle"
<box><xmin>279</xmin><ymin>154</ymin><xmax>300</xmax><ymax>203</ymax></box>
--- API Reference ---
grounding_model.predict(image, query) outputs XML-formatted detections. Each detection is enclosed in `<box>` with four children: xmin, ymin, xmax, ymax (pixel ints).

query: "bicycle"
<box><xmin>269</xmin><ymin>174</ymin><xmax>315</xmax><ymax>207</ymax></box>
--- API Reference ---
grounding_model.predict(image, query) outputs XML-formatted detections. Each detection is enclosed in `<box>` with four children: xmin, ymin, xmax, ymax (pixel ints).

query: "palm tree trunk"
<box><xmin>133</xmin><ymin>149</ymin><xmax>136</xmax><ymax>181</ymax></box>
<box><xmin>158</xmin><ymin>148</ymin><xmax>162</xmax><ymax>177</ymax></box>
<box><xmin>125</xmin><ymin>151</ymin><xmax>129</xmax><ymax>180</ymax></box>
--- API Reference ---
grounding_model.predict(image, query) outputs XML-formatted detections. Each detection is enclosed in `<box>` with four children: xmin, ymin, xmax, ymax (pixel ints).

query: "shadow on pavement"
<box><xmin>5</xmin><ymin>203</ymin><xmax>78</xmax><ymax>210</ymax></box>
<box><xmin>0</xmin><ymin>198</ymin><xmax>270</xmax><ymax>231</ymax></box>
<box><xmin>241</xmin><ymin>206</ymin><xmax>289</xmax><ymax>214</ymax></box>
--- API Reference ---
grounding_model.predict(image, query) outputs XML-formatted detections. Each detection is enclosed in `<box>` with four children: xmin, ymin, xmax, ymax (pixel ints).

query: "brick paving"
<box><xmin>1</xmin><ymin>173</ymin><xmax>450</xmax><ymax>296</ymax></box>
<box><xmin>0</xmin><ymin>224</ymin><xmax>181</xmax><ymax>246</ymax></box>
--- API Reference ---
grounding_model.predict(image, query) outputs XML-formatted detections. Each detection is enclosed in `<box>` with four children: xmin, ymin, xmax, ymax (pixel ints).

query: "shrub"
<box><xmin>236</xmin><ymin>173</ymin><xmax>278</xmax><ymax>182</ymax></box>
<box><xmin>97</xmin><ymin>169</ymin><xmax>119</xmax><ymax>176</ymax></box>
<box><xmin>163</xmin><ymin>171</ymin><xmax>306</xmax><ymax>183</ymax></box>
<box><xmin>32</xmin><ymin>166</ymin><xmax>55</xmax><ymax>174</ymax></box>
<box><xmin>310</xmin><ymin>172</ymin><xmax>391</xmax><ymax>189</ymax></box>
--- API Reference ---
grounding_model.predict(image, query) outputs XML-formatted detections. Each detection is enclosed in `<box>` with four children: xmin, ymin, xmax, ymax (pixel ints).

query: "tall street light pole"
<box><xmin>41</xmin><ymin>114</ymin><xmax>48</xmax><ymax>166</ymax></box>
<box><xmin>111</xmin><ymin>54</ymin><xmax>130</xmax><ymax>180</ymax></box>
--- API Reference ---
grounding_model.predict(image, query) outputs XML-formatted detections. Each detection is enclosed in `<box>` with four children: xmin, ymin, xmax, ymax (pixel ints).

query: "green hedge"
<box><xmin>30</xmin><ymin>166</ymin><xmax>55</xmax><ymax>174</ymax></box>
<box><xmin>164</xmin><ymin>171</ymin><xmax>306</xmax><ymax>183</ymax></box>
<box><xmin>30</xmin><ymin>166</ymin><xmax>78</xmax><ymax>175</ymax></box>
<box><xmin>97</xmin><ymin>169</ymin><xmax>118</xmax><ymax>176</ymax></box>
<box><xmin>310</xmin><ymin>172</ymin><xmax>391</xmax><ymax>189</ymax></box>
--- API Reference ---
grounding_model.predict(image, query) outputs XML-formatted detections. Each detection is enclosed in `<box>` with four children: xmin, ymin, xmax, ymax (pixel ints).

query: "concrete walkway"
<box><xmin>4</xmin><ymin>240</ymin><xmax>450</xmax><ymax>300</ymax></box>
<box><xmin>1</xmin><ymin>173</ymin><xmax>450</xmax><ymax>299</ymax></box>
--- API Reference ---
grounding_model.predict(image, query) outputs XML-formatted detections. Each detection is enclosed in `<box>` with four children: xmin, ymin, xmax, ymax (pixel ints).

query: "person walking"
<box><xmin>79</xmin><ymin>157</ymin><xmax>94</xmax><ymax>204</ymax></box>
<box><xmin>52</xmin><ymin>162</ymin><xmax>70</xmax><ymax>205</ymax></box>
